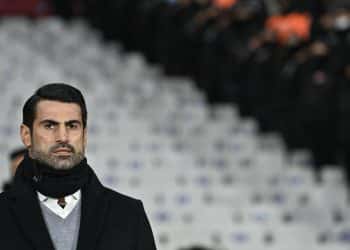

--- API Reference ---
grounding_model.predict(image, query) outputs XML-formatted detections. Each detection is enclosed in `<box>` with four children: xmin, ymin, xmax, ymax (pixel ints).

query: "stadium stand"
<box><xmin>0</xmin><ymin>16</ymin><xmax>349</xmax><ymax>250</ymax></box>
<box><xmin>79</xmin><ymin>0</ymin><xmax>350</xmax><ymax>186</ymax></box>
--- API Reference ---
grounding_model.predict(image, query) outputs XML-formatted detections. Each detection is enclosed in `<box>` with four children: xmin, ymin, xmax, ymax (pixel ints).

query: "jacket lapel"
<box><xmin>76</xmin><ymin>170</ymin><xmax>110</xmax><ymax>250</ymax></box>
<box><xmin>8</xmin><ymin>181</ymin><xmax>55</xmax><ymax>250</ymax></box>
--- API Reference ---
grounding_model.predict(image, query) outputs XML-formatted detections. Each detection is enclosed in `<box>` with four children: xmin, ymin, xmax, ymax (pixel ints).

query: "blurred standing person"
<box><xmin>51</xmin><ymin>0</ymin><xmax>85</xmax><ymax>19</ymax></box>
<box><xmin>338</xmin><ymin>64</ymin><xmax>350</xmax><ymax>187</ymax></box>
<box><xmin>2</xmin><ymin>147</ymin><xmax>26</xmax><ymax>191</ymax></box>
<box><xmin>8</xmin><ymin>147</ymin><xmax>26</xmax><ymax>176</ymax></box>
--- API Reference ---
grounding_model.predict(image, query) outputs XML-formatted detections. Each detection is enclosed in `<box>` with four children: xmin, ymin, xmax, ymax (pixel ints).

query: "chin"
<box><xmin>51</xmin><ymin>159</ymin><xmax>74</xmax><ymax>170</ymax></box>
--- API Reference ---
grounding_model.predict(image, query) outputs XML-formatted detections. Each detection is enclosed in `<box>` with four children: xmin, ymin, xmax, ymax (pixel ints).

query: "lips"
<box><xmin>50</xmin><ymin>144</ymin><xmax>75</xmax><ymax>155</ymax></box>
<box><xmin>53</xmin><ymin>148</ymin><xmax>72</xmax><ymax>154</ymax></box>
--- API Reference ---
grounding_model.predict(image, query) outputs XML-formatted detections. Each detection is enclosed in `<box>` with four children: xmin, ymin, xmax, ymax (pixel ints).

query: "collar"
<box><xmin>37</xmin><ymin>190</ymin><xmax>81</xmax><ymax>219</ymax></box>
<box><xmin>8</xmin><ymin>160</ymin><xmax>110</xmax><ymax>250</ymax></box>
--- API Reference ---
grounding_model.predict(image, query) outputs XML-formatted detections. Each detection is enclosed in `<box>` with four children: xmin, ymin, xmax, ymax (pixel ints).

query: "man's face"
<box><xmin>20</xmin><ymin>100</ymin><xmax>87</xmax><ymax>170</ymax></box>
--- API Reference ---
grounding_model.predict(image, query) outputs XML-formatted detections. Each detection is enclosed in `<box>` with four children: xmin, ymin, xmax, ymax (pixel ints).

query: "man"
<box><xmin>0</xmin><ymin>83</ymin><xmax>157</xmax><ymax>250</ymax></box>
<box><xmin>2</xmin><ymin>147</ymin><xmax>26</xmax><ymax>191</ymax></box>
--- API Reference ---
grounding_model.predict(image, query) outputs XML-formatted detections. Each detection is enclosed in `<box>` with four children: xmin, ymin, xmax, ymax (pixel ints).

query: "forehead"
<box><xmin>35</xmin><ymin>100</ymin><xmax>82</xmax><ymax>122</ymax></box>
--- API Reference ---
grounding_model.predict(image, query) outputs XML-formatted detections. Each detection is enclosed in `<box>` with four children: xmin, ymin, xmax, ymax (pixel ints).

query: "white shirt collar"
<box><xmin>37</xmin><ymin>190</ymin><xmax>81</xmax><ymax>219</ymax></box>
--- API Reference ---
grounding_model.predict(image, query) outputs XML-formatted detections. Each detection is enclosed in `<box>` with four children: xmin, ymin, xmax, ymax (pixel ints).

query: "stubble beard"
<box><xmin>31</xmin><ymin>143</ymin><xmax>85</xmax><ymax>170</ymax></box>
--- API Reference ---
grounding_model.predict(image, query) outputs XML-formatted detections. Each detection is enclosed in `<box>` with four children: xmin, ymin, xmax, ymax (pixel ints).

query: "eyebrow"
<box><xmin>39</xmin><ymin>119</ymin><xmax>82</xmax><ymax>126</ymax></box>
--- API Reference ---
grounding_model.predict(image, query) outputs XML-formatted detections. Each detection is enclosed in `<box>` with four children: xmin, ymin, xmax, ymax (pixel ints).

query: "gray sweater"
<box><xmin>40</xmin><ymin>201</ymin><xmax>81</xmax><ymax>250</ymax></box>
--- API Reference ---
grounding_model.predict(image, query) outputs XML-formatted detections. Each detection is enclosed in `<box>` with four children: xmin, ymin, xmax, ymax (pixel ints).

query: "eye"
<box><xmin>67</xmin><ymin>122</ymin><xmax>80</xmax><ymax>130</ymax></box>
<box><xmin>44</xmin><ymin>123</ymin><xmax>55</xmax><ymax>130</ymax></box>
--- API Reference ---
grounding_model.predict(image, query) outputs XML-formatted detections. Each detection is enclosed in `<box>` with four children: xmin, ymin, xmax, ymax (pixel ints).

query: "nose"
<box><xmin>56</xmin><ymin>125</ymin><xmax>68</xmax><ymax>143</ymax></box>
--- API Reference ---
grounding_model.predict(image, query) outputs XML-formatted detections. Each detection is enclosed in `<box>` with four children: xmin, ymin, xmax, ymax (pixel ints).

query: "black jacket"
<box><xmin>0</xmin><ymin>161</ymin><xmax>157</xmax><ymax>250</ymax></box>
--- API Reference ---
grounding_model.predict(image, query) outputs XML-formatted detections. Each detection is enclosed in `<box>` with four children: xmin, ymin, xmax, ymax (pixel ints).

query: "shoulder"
<box><xmin>88</xmin><ymin>168</ymin><xmax>145</xmax><ymax>211</ymax></box>
<box><xmin>103</xmin><ymin>187</ymin><xmax>144</xmax><ymax>212</ymax></box>
<box><xmin>99</xmin><ymin>187</ymin><xmax>150</xmax><ymax>228</ymax></box>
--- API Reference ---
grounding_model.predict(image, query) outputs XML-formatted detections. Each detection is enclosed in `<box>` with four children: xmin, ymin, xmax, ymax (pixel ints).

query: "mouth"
<box><xmin>53</xmin><ymin>148</ymin><xmax>72</xmax><ymax>156</ymax></box>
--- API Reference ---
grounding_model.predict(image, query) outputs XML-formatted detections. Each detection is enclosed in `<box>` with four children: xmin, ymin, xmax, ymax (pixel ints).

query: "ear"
<box><xmin>20</xmin><ymin>124</ymin><xmax>32</xmax><ymax>148</ymax></box>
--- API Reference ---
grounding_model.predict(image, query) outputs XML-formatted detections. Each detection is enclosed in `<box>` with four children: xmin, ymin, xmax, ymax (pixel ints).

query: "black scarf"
<box><xmin>14</xmin><ymin>153</ymin><xmax>91</xmax><ymax>198</ymax></box>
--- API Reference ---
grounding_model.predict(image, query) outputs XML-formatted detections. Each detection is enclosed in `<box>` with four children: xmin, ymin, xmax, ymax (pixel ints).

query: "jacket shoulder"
<box><xmin>104</xmin><ymin>187</ymin><xmax>144</xmax><ymax>210</ymax></box>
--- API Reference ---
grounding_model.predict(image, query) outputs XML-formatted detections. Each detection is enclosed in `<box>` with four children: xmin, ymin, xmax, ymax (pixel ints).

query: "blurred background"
<box><xmin>0</xmin><ymin>0</ymin><xmax>349</xmax><ymax>249</ymax></box>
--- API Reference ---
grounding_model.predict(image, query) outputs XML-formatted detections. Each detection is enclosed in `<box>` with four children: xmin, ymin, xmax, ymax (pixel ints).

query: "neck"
<box><xmin>17</xmin><ymin>153</ymin><xmax>90</xmax><ymax>198</ymax></box>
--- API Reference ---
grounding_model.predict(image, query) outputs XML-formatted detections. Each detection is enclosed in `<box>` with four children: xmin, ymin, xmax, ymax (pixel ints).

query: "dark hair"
<box><xmin>22</xmin><ymin>83</ymin><xmax>87</xmax><ymax>129</ymax></box>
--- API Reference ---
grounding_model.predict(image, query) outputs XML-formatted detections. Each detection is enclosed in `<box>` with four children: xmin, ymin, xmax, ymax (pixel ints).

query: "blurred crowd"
<box><xmin>77</xmin><ymin>0</ymin><xmax>350</xmax><ymax>183</ymax></box>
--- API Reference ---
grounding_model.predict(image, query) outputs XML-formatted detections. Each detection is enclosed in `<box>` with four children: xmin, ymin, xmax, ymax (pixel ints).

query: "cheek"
<box><xmin>32</xmin><ymin>133</ymin><xmax>55</xmax><ymax>148</ymax></box>
<box><xmin>71</xmin><ymin>133</ymin><xmax>85</xmax><ymax>147</ymax></box>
